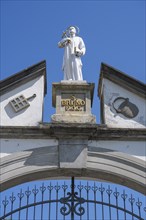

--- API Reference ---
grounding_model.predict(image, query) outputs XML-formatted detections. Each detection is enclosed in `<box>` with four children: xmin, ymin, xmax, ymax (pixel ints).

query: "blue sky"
<box><xmin>1</xmin><ymin>0</ymin><xmax>145</xmax><ymax>123</ymax></box>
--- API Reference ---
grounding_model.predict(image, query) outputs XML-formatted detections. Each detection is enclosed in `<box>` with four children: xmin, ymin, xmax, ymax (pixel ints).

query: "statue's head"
<box><xmin>68</xmin><ymin>26</ymin><xmax>76</xmax><ymax>36</ymax></box>
<box><xmin>62</xmin><ymin>26</ymin><xmax>79</xmax><ymax>38</ymax></box>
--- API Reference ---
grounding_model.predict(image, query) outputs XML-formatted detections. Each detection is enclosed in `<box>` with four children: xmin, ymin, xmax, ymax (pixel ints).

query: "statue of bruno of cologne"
<box><xmin>58</xmin><ymin>26</ymin><xmax>86</xmax><ymax>81</ymax></box>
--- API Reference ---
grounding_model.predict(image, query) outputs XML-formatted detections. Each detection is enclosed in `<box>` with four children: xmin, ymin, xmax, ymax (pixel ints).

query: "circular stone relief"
<box><xmin>112</xmin><ymin>97</ymin><xmax>139</xmax><ymax>119</ymax></box>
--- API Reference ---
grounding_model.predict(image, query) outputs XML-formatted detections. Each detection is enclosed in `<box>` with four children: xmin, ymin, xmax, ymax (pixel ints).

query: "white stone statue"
<box><xmin>58</xmin><ymin>26</ymin><xmax>86</xmax><ymax>81</ymax></box>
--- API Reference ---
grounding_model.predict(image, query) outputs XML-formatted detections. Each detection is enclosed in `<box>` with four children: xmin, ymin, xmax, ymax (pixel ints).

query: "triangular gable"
<box><xmin>98</xmin><ymin>63</ymin><xmax>146</xmax><ymax>128</ymax></box>
<box><xmin>0</xmin><ymin>61</ymin><xmax>47</xmax><ymax>126</ymax></box>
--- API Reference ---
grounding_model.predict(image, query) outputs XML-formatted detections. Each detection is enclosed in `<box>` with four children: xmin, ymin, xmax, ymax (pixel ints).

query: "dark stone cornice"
<box><xmin>0</xmin><ymin>60</ymin><xmax>47</xmax><ymax>95</ymax></box>
<box><xmin>0</xmin><ymin>123</ymin><xmax>146</xmax><ymax>140</ymax></box>
<box><xmin>98</xmin><ymin>63</ymin><xmax>146</xmax><ymax>99</ymax></box>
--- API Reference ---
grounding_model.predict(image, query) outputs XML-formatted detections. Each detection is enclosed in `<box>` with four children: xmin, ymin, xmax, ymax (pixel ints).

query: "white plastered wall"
<box><xmin>0</xmin><ymin>138</ymin><xmax>58</xmax><ymax>158</ymax></box>
<box><xmin>1</xmin><ymin>138</ymin><xmax>145</xmax><ymax>163</ymax></box>
<box><xmin>88</xmin><ymin>140</ymin><xmax>146</xmax><ymax>162</ymax></box>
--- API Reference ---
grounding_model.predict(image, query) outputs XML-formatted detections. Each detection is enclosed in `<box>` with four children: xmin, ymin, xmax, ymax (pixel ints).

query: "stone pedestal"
<box><xmin>51</xmin><ymin>81</ymin><xmax>96</xmax><ymax>123</ymax></box>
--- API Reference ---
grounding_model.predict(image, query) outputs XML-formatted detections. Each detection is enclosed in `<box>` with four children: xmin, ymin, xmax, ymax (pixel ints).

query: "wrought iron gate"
<box><xmin>0</xmin><ymin>177</ymin><xmax>145</xmax><ymax>220</ymax></box>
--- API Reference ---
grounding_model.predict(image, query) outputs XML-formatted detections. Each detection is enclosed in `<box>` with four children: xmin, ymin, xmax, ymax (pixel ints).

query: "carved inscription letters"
<box><xmin>61</xmin><ymin>95</ymin><xmax>85</xmax><ymax>111</ymax></box>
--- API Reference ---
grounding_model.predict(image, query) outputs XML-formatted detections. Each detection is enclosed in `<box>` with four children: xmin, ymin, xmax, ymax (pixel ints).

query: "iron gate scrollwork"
<box><xmin>0</xmin><ymin>177</ymin><xmax>145</xmax><ymax>220</ymax></box>
<box><xmin>60</xmin><ymin>177</ymin><xmax>85</xmax><ymax>218</ymax></box>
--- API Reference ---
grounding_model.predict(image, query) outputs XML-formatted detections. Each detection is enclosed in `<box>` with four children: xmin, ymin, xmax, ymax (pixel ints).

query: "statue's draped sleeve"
<box><xmin>78</xmin><ymin>37</ymin><xmax>86</xmax><ymax>55</ymax></box>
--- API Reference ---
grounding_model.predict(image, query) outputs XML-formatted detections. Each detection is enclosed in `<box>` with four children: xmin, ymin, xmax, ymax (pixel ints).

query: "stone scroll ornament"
<box><xmin>112</xmin><ymin>97</ymin><xmax>139</xmax><ymax>119</ymax></box>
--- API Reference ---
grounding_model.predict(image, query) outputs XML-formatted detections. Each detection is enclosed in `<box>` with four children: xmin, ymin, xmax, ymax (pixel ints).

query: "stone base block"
<box><xmin>52</xmin><ymin>81</ymin><xmax>96</xmax><ymax>124</ymax></box>
<box><xmin>51</xmin><ymin>114</ymin><xmax>96</xmax><ymax>124</ymax></box>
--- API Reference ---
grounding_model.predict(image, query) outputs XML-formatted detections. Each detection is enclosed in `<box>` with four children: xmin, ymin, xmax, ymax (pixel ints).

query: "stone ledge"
<box><xmin>51</xmin><ymin>114</ymin><xmax>96</xmax><ymax>124</ymax></box>
<box><xmin>0</xmin><ymin>124</ymin><xmax>146</xmax><ymax>140</ymax></box>
<box><xmin>60</xmin><ymin>80</ymin><xmax>87</xmax><ymax>84</ymax></box>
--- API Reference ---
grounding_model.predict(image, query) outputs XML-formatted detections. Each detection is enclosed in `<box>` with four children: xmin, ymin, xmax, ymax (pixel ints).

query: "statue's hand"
<box><xmin>58</xmin><ymin>38</ymin><xmax>71</xmax><ymax>48</ymax></box>
<box><xmin>67</xmin><ymin>39</ymin><xmax>71</xmax><ymax>44</ymax></box>
<box><xmin>63</xmin><ymin>38</ymin><xmax>71</xmax><ymax>45</ymax></box>
<box><xmin>75</xmin><ymin>50</ymin><xmax>83</xmax><ymax>57</ymax></box>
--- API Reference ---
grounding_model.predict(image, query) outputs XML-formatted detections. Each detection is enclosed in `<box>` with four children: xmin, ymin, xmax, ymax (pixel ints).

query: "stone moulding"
<box><xmin>0</xmin><ymin>151</ymin><xmax>145</xmax><ymax>194</ymax></box>
<box><xmin>0</xmin><ymin>124</ymin><xmax>146</xmax><ymax>140</ymax></box>
<box><xmin>0</xmin><ymin>60</ymin><xmax>47</xmax><ymax>96</ymax></box>
<box><xmin>98</xmin><ymin>63</ymin><xmax>146</xmax><ymax>99</ymax></box>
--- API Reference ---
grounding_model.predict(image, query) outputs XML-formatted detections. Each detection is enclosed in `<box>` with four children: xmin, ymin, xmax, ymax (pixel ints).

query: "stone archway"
<box><xmin>0</xmin><ymin>124</ymin><xmax>146</xmax><ymax>194</ymax></box>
